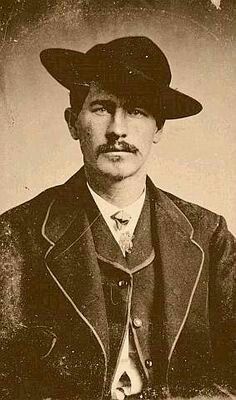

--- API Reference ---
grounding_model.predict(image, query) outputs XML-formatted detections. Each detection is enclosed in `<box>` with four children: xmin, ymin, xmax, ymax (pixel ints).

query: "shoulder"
<box><xmin>162</xmin><ymin>189</ymin><xmax>220</xmax><ymax>225</ymax></box>
<box><xmin>151</xmin><ymin>185</ymin><xmax>236</xmax><ymax>255</ymax></box>
<box><xmin>0</xmin><ymin>168</ymin><xmax>85</xmax><ymax>236</ymax></box>
<box><xmin>0</xmin><ymin>185</ymin><xmax>59</xmax><ymax>235</ymax></box>
<box><xmin>148</xmin><ymin>178</ymin><xmax>222</xmax><ymax>236</ymax></box>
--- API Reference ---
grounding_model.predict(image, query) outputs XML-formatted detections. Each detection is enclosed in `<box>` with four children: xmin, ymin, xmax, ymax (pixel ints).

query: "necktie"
<box><xmin>111</xmin><ymin>211</ymin><xmax>133</xmax><ymax>254</ymax></box>
<box><xmin>111</xmin><ymin>210</ymin><xmax>131</xmax><ymax>230</ymax></box>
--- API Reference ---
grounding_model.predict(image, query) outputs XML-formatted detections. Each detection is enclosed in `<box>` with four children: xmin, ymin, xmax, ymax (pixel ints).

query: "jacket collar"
<box><xmin>42</xmin><ymin>169</ymin><xmax>205</xmax><ymax>369</ymax></box>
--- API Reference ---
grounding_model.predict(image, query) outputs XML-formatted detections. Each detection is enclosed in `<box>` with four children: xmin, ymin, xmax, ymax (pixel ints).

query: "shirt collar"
<box><xmin>87</xmin><ymin>182</ymin><xmax>146</xmax><ymax>221</ymax></box>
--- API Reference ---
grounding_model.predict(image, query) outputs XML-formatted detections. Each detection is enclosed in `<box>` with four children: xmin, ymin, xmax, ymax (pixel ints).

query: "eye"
<box><xmin>91</xmin><ymin>105</ymin><xmax>110</xmax><ymax>116</ymax></box>
<box><xmin>128</xmin><ymin>108</ymin><xmax>148</xmax><ymax>118</ymax></box>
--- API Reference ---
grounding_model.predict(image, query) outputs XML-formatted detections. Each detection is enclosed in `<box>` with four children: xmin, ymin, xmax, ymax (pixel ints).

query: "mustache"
<box><xmin>97</xmin><ymin>141</ymin><xmax>138</xmax><ymax>155</ymax></box>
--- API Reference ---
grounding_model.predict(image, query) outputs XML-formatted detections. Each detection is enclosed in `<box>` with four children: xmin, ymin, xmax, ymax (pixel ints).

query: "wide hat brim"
<box><xmin>40</xmin><ymin>47</ymin><xmax>202</xmax><ymax>120</ymax></box>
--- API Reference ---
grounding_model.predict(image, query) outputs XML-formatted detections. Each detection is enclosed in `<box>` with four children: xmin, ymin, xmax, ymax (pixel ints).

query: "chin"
<box><xmin>96</xmin><ymin>160</ymin><xmax>141</xmax><ymax>181</ymax></box>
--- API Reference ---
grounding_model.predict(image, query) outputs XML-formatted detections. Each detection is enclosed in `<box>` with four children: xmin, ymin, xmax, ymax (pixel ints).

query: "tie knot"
<box><xmin>111</xmin><ymin>210</ymin><xmax>131</xmax><ymax>230</ymax></box>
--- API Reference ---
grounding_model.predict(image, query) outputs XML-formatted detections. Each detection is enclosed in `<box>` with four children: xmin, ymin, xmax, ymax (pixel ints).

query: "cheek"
<box><xmin>130</xmin><ymin>122</ymin><xmax>156</xmax><ymax>150</ymax></box>
<box><xmin>78</xmin><ymin>118</ymin><xmax>105</xmax><ymax>146</ymax></box>
<box><xmin>77</xmin><ymin>122</ymin><xmax>107</xmax><ymax>162</ymax></box>
<box><xmin>76</xmin><ymin>121</ymin><xmax>92</xmax><ymax>155</ymax></box>
<box><xmin>77</xmin><ymin>118</ymin><xmax>91</xmax><ymax>142</ymax></box>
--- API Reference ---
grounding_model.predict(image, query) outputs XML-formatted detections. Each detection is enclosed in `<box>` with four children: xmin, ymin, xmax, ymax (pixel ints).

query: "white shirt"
<box><xmin>87</xmin><ymin>184</ymin><xmax>146</xmax><ymax>399</ymax></box>
<box><xmin>87</xmin><ymin>184</ymin><xmax>145</xmax><ymax>253</ymax></box>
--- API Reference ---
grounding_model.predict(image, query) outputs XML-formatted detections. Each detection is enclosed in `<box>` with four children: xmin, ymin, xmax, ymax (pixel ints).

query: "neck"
<box><xmin>85</xmin><ymin>167</ymin><xmax>147</xmax><ymax>208</ymax></box>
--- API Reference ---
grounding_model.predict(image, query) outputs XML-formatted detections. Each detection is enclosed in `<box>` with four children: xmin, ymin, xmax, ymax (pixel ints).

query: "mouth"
<box><xmin>98</xmin><ymin>142</ymin><xmax>138</xmax><ymax>156</ymax></box>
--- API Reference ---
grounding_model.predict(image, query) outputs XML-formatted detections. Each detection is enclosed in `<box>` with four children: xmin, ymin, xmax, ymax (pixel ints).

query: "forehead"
<box><xmin>85</xmin><ymin>83</ymin><xmax>118</xmax><ymax>102</ymax></box>
<box><xmin>83</xmin><ymin>82</ymin><xmax>157</xmax><ymax>112</ymax></box>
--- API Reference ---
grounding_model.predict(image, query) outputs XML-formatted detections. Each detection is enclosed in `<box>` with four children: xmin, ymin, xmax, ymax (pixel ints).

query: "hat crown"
<box><xmin>86</xmin><ymin>36</ymin><xmax>171</xmax><ymax>87</ymax></box>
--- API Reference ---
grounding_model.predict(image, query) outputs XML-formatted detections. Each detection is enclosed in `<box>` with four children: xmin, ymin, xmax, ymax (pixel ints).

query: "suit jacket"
<box><xmin>0</xmin><ymin>168</ymin><xmax>235</xmax><ymax>400</ymax></box>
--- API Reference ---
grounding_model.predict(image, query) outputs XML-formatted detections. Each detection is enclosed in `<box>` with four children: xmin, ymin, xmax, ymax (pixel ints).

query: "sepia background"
<box><xmin>1</xmin><ymin>0</ymin><xmax>236</xmax><ymax>234</ymax></box>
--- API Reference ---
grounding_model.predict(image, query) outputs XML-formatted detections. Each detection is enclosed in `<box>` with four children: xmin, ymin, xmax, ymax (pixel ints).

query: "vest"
<box><xmin>84</xmin><ymin>188</ymin><xmax>167</xmax><ymax>397</ymax></box>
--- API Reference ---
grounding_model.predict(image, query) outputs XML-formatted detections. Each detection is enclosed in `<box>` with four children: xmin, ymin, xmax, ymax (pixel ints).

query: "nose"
<box><xmin>106</xmin><ymin>108</ymin><xmax>127</xmax><ymax>142</ymax></box>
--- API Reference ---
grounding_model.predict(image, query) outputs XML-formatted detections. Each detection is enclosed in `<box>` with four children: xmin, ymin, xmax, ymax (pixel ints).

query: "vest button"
<box><xmin>118</xmin><ymin>279</ymin><xmax>128</xmax><ymax>288</ymax></box>
<box><xmin>145</xmin><ymin>359</ymin><xmax>153</xmax><ymax>368</ymax></box>
<box><xmin>133</xmin><ymin>317</ymin><xmax>142</xmax><ymax>328</ymax></box>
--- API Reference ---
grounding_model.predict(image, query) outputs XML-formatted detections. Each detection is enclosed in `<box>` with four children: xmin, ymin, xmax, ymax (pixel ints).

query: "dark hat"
<box><xmin>40</xmin><ymin>36</ymin><xmax>202</xmax><ymax>119</ymax></box>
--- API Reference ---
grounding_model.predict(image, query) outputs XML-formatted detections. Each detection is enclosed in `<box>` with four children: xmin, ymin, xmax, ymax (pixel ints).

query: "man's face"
<box><xmin>68</xmin><ymin>84</ymin><xmax>161</xmax><ymax>181</ymax></box>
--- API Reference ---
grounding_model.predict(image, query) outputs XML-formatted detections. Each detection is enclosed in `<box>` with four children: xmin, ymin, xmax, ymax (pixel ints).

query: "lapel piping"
<box><xmin>41</xmin><ymin>191</ymin><xmax>108</xmax><ymax>399</ymax></box>
<box><xmin>42</xmin><ymin>199</ymin><xmax>56</xmax><ymax>252</ymax></box>
<box><xmin>147</xmin><ymin>178</ymin><xmax>206</xmax><ymax>388</ymax></box>
<box><xmin>44</xmin><ymin>261</ymin><xmax>108</xmax><ymax>399</ymax></box>
<box><xmin>164</xmin><ymin>199</ymin><xmax>205</xmax><ymax>386</ymax></box>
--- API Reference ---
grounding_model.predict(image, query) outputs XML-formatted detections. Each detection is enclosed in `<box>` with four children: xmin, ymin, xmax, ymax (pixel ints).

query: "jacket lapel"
<box><xmin>148</xmin><ymin>179</ymin><xmax>205</xmax><ymax>364</ymax></box>
<box><xmin>41</xmin><ymin>169</ymin><xmax>109</xmax><ymax>359</ymax></box>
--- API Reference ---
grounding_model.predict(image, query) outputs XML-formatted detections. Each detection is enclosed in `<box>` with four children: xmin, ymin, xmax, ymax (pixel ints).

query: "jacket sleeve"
<box><xmin>0</xmin><ymin>213</ymin><xmax>30</xmax><ymax>399</ymax></box>
<box><xmin>209</xmin><ymin>215</ymin><xmax>236</xmax><ymax>395</ymax></box>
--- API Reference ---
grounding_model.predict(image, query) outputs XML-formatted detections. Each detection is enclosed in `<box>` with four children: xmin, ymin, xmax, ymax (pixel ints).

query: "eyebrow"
<box><xmin>89</xmin><ymin>99</ymin><xmax>116</xmax><ymax>108</ymax></box>
<box><xmin>89</xmin><ymin>97</ymin><xmax>154</xmax><ymax>115</ymax></box>
<box><xmin>125</xmin><ymin>96</ymin><xmax>152</xmax><ymax>109</ymax></box>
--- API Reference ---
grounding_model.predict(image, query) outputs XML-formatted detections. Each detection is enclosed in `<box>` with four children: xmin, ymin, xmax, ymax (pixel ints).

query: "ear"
<box><xmin>153</xmin><ymin>126</ymin><xmax>164</xmax><ymax>144</ymax></box>
<box><xmin>64</xmin><ymin>108</ymin><xmax>79</xmax><ymax>140</ymax></box>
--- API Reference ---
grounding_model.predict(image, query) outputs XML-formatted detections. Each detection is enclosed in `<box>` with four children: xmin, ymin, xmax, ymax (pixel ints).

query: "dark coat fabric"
<box><xmin>0</xmin><ymin>168</ymin><xmax>235</xmax><ymax>400</ymax></box>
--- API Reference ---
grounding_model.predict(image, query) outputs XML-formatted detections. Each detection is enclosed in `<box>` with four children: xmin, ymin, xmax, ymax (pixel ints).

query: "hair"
<box><xmin>69</xmin><ymin>85</ymin><xmax>90</xmax><ymax>115</ymax></box>
<box><xmin>69</xmin><ymin>82</ymin><xmax>165</xmax><ymax>131</ymax></box>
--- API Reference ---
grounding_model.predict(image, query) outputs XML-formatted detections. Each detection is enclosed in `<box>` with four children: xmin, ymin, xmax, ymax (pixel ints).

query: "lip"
<box><xmin>103</xmin><ymin>150</ymin><xmax>133</xmax><ymax>155</ymax></box>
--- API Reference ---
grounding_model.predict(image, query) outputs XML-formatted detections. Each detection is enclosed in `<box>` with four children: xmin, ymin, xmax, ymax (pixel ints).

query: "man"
<box><xmin>0</xmin><ymin>36</ymin><xmax>235</xmax><ymax>400</ymax></box>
